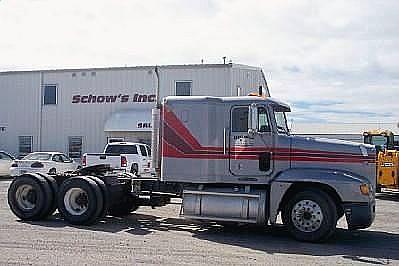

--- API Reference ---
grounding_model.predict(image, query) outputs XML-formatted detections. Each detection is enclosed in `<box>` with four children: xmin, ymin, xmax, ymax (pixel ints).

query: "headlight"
<box><xmin>360</xmin><ymin>183</ymin><xmax>370</xmax><ymax>195</ymax></box>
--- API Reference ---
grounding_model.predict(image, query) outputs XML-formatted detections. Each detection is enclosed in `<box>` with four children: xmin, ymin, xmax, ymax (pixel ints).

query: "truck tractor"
<box><xmin>363</xmin><ymin>130</ymin><xmax>399</xmax><ymax>192</ymax></box>
<box><xmin>8</xmin><ymin>95</ymin><xmax>376</xmax><ymax>242</ymax></box>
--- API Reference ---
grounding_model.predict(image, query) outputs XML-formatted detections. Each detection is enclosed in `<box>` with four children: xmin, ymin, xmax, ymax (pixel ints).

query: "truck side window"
<box><xmin>139</xmin><ymin>145</ymin><xmax>148</xmax><ymax>156</ymax></box>
<box><xmin>232</xmin><ymin>107</ymin><xmax>248</xmax><ymax>132</ymax></box>
<box><xmin>258</xmin><ymin>107</ymin><xmax>270</xmax><ymax>132</ymax></box>
<box><xmin>274</xmin><ymin>111</ymin><xmax>289</xmax><ymax>134</ymax></box>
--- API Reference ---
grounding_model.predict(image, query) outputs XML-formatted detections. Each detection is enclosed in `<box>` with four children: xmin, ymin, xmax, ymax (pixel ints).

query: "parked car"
<box><xmin>83</xmin><ymin>142</ymin><xmax>152</xmax><ymax>176</ymax></box>
<box><xmin>0</xmin><ymin>151</ymin><xmax>14</xmax><ymax>176</ymax></box>
<box><xmin>10</xmin><ymin>152</ymin><xmax>80</xmax><ymax>176</ymax></box>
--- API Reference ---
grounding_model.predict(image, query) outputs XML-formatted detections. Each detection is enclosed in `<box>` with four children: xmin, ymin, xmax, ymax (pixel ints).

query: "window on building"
<box><xmin>232</xmin><ymin>107</ymin><xmax>248</xmax><ymax>132</ymax></box>
<box><xmin>19</xmin><ymin>136</ymin><xmax>32</xmax><ymax>157</ymax></box>
<box><xmin>43</xmin><ymin>84</ymin><xmax>57</xmax><ymax>105</ymax></box>
<box><xmin>175</xmin><ymin>81</ymin><xmax>192</xmax><ymax>96</ymax></box>
<box><xmin>68</xmin><ymin>136</ymin><xmax>83</xmax><ymax>159</ymax></box>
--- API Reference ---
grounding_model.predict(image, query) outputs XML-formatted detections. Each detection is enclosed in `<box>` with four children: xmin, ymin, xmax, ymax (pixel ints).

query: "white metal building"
<box><xmin>0</xmin><ymin>63</ymin><xmax>269</xmax><ymax>158</ymax></box>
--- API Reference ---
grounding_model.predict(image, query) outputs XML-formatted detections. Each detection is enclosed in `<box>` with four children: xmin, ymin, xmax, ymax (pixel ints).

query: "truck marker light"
<box><xmin>360</xmin><ymin>184</ymin><xmax>370</xmax><ymax>195</ymax></box>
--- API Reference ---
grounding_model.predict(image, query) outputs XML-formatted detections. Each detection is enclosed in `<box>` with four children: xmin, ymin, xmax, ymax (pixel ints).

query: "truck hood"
<box><xmin>289</xmin><ymin>136</ymin><xmax>376</xmax><ymax>185</ymax></box>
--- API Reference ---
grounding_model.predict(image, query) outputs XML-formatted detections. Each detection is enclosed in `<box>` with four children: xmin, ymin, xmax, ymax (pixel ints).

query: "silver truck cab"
<box><xmin>158</xmin><ymin>96</ymin><xmax>376</xmax><ymax>242</ymax></box>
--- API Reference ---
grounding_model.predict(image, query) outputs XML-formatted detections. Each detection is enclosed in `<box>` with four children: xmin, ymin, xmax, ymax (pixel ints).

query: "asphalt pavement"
<box><xmin>1</xmin><ymin>179</ymin><xmax>399</xmax><ymax>265</ymax></box>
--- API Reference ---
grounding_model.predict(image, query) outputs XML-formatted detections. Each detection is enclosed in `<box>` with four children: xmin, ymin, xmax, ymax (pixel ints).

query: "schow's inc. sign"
<box><xmin>72</xmin><ymin>93</ymin><xmax>156</xmax><ymax>104</ymax></box>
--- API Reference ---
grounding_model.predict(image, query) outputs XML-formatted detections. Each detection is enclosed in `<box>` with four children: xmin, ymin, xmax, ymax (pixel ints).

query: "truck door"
<box><xmin>229</xmin><ymin>105</ymin><xmax>274</xmax><ymax>176</ymax></box>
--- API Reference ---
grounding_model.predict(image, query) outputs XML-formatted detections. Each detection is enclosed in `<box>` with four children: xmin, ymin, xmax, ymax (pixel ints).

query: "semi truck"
<box><xmin>7</xmin><ymin>94</ymin><xmax>376</xmax><ymax>242</ymax></box>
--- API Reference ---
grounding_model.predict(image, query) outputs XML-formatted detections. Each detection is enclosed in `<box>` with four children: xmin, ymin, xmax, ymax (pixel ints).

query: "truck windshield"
<box><xmin>274</xmin><ymin>111</ymin><xmax>289</xmax><ymax>134</ymax></box>
<box><xmin>105</xmin><ymin>145</ymin><xmax>138</xmax><ymax>155</ymax></box>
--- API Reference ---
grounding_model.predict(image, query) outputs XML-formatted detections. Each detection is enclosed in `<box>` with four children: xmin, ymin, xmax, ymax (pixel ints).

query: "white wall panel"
<box><xmin>0</xmin><ymin>64</ymin><xmax>267</xmax><ymax>156</ymax></box>
<box><xmin>0</xmin><ymin>72</ymin><xmax>40</xmax><ymax>155</ymax></box>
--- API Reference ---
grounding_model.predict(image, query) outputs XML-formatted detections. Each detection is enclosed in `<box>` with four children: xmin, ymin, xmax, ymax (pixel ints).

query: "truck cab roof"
<box><xmin>163</xmin><ymin>96</ymin><xmax>291</xmax><ymax>112</ymax></box>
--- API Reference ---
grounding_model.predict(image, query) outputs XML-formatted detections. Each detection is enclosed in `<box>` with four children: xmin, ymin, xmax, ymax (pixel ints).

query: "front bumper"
<box><xmin>343</xmin><ymin>200</ymin><xmax>376</xmax><ymax>230</ymax></box>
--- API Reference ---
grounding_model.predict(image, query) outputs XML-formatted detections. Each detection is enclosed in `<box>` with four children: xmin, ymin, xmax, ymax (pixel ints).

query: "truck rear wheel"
<box><xmin>36</xmin><ymin>173</ymin><xmax>59</xmax><ymax>217</ymax></box>
<box><xmin>86</xmin><ymin>176</ymin><xmax>109</xmax><ymax>219</ymax></box>
<box><xmin>282</xmin><ymin>189</ymin><xmax>337</xmax><ymax>242</ymax></box>
<box><xmin>8</xmin><ymin>173</ymin><xmax>53</xmax><ymax>220</ymax></box>
<box><xmin>58</xmin><ymin>177</ymin><xmax>104</xmax><ymax>225</ymax></box>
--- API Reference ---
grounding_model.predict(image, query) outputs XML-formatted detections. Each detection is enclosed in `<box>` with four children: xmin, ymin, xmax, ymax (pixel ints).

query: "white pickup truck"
<box><xmin>82</xmin><ymin>142</ymin><xmax>152</xmax><ymax>176</ymax></box>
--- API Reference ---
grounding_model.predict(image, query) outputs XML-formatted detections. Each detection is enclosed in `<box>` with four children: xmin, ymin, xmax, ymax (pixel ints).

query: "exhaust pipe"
<box><xmin>151</xmin><ymin>66</ymin><xmax>161</xmax><ymax>177</ymax></box>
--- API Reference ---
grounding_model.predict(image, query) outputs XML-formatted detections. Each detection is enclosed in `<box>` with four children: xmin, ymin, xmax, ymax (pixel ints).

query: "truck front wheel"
<box><xmin>282</xmin><ymin>189</ymin><xmax>337</xmax><ymax>242</ymax></box>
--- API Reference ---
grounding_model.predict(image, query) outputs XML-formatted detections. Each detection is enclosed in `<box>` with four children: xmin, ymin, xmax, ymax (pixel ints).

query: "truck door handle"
<box><xmin>259</xmin><ymin>152</ymin><xmax>271</xmax><ymax>172</ymax></box>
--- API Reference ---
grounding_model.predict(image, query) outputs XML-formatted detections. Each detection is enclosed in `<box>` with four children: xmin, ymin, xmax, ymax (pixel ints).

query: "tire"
<box><xmin>282</xmin><ymin>189</ymin><xmax>338</xmax><ymax>242</ymax></box>
<box><xmin>109</xmin><ymin>195</ymin><xmax>139</xmax><ymax>217</ymax></box>
<box><xmin>130</xmin><ymin>164</ymin><xmax>139</xmax><ymax>176</ymax></box>
<box><xmin>85</xmin><ymin>176</ymin><xmax>109</xmax><ymax>219</ymax></box>
<box><xmin>36</xmin><ymin>173</ymin><xmax>58</xmax><ymax>217</ymax></box>
<box><xmin>57</xmin><ymin>176</ymin><xmax>104</xmax><ymax>225</ymax></box>
<box><xmin>8</xmin><ymin>173</ymin><xmax>52</xmax><ymax>220</ymax></box>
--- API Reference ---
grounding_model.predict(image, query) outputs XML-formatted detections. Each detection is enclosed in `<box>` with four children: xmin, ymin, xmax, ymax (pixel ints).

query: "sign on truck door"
<box><xmin>229</xmin><ymin>105</ymin><xmax>274</xmax><ymax>176</ymax></box>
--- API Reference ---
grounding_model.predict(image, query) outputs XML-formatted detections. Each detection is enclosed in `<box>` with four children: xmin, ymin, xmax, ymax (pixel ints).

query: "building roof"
<box><xmin>0</xmin><ymin>63</ymin><xmax>261</xmax><ymax>75</ymax></box>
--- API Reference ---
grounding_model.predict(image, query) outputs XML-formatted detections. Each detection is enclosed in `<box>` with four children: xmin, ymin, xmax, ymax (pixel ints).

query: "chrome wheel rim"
<box><xmin>291</xmin><ymin>200</ymin><xmax>323</xmax><ymax>233</ymax></box>
<box><xmin>64</xmin><ymin>188</ymin><xmax>89</xmax><ymax>215</ymax></box>
<box><xmin>15</xmin><ymin>184</ymin><xmax>36</xmax><ymax>210</ymax></box>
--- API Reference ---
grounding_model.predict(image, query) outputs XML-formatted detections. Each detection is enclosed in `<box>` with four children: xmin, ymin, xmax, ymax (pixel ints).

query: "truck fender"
<box><xmin>269</xmin><ymin>168</ymin><xmax>370</xmax><ymax>225</ymax></box>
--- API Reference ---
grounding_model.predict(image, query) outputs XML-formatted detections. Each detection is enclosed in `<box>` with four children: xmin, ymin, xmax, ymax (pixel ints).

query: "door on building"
<box><xmin>229</xmin><ymin>105</ymin><xmax>274</xmax><ymax>176</ymax></box>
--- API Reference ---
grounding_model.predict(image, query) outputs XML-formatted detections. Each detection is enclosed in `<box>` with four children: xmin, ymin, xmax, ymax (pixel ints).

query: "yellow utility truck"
<box><xmin>363</xmin><ymin>130</ymin><xmax>399</xmax><ymax>192</ymax></box>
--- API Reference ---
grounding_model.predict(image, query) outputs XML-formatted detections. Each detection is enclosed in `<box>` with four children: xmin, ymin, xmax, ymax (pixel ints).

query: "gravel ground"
<box><xmin>1</xmin><ymin>179</ymin><xmax>399</xmax><ymax>265</ymax></box>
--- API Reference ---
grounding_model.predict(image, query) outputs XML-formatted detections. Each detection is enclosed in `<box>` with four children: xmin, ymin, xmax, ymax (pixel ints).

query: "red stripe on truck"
<box><xmin>162</xmin><ymin>106</ymin><xmax>375</xmax><ymax>164</ymax></box>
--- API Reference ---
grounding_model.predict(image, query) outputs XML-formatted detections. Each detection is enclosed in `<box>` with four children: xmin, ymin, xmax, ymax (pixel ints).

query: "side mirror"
<box><xmin>248</xmin><ymin>103</ymin><xmax>258</xmax><ymax>135</ymax></box>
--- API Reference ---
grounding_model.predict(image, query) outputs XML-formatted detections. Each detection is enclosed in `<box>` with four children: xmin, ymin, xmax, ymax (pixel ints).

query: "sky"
<box><xmin>0</xmin><ymin>0</ymin><xmax>398</xmax><ymax>127</ymax></box>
